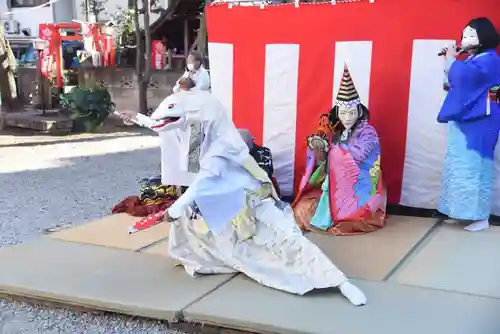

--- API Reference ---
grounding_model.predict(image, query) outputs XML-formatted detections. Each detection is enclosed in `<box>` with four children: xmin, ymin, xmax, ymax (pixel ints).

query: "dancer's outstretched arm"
<box><xmin>115</xmin><ymin>110</ymin><xmax>154</xmax><ymax>128</ymax></box>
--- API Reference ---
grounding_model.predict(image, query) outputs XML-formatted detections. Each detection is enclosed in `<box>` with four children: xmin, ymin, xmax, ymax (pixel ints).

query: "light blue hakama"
<box><xmin>438</xmin><ymin>122</ymin><xmax>494</xmax><ymax>221</ymax></box>
<box><xmin>310</xmin><ymin>175</ymin><xmax>332</xmax><ymax>230</ymax></box>
<box><xmin>437</xmin><ymin>50</ymin><xmax>500</xmax><ymax>221</ymax></box>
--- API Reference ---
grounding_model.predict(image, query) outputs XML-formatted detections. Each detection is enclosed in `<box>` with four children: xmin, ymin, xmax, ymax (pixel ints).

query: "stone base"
<box><xmin>5</xmin><ymin>109</ymin><xmax>73</xmax><ymax>135</ymax></box>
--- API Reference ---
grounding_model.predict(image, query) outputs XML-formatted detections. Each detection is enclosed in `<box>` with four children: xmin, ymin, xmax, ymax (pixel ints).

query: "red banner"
<box><xmin>38</xmin><ymin>23</ymin><xmax>53</xmax><ymax>78</ymax></box>
<box><xmin>81</xmin><ymin>23</ymin><xmax>95</xmax><ymax>38</ymax></box>
<box><xmin>152</xmin><ymin>40</ymin><xmax>165</xmax><ymax>69</ymax></box>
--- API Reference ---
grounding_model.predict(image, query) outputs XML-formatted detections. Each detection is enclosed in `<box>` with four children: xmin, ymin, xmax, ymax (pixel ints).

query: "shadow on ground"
<box><xmin>0</xmin><ymin>123</ymin><xmax>154</xmax><ymax>148</ymax></box>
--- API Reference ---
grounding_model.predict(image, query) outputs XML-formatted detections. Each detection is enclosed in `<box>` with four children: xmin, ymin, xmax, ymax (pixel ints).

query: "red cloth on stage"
<box><xmin>112</xmin><ymin>196</ymin><xmax>174</xmax><ymax>217</ymax></box>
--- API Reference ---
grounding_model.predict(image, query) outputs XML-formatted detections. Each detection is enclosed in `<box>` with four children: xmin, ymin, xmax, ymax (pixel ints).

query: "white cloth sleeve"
<box><xmin>167</xmin><ymin>156</ymin><xmax>226</xmax><ymax>219</ymax></box>
<box><xmin>134</xmin><ymin>113</ymin><xmax>155</xmax><ymax>128</ymax></box>
<box><xmin>192</xmin><ymin>68</ymin><xmax>211</xmax><ymax>91</ymax></box>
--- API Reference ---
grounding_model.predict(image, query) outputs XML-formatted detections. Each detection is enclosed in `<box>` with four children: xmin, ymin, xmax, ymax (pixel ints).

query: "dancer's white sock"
<box><xmin>339</xmin><ymin>281</ymin><xmax>367</xmax><ymax>306</ymax></box>
<box><xmin>464</xmin><ymin>219</ymin><xmax>489</xmax><ymax>232</ymax></box>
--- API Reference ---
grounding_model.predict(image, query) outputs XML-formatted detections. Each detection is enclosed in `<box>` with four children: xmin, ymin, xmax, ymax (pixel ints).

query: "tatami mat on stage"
<box><xmin>0</xmin><ymin>238</ymin><xmax>235</xmax><ymax>321</ymax></box>
<box><xmin>183</xmin><ymin>276</ymin><xmax>500</xmax><ymax>334</ymax></box>
<box><xmin>142</xmin><ymin>240</ymin><xmax>169</xmax><ymax>256</ymax></box>
<box><xmin>390</xmin><ymin>224</ymin><xmax>500</xmax><ymax>298</ymax></box>
<box><xmin>2</xmin><ymin>216</ymin><xmax>500</xmax><ymax>334</ymax></box>
<box><xmin>306</xmin><ymin>215</ymin><xmax>437</xmax><ymax>281</ymax></box>
<box><xmin>48</xmin><ymin>213</ymin><xmax>169</xmax><ymax>251</ymax></box>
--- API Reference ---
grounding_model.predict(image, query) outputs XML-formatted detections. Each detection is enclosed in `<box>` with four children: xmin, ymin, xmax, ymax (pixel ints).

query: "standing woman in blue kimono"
<box><xmin>438</xmin><ymin>17</ymin><xmax>500</xmax><ymax>232</ymax></box>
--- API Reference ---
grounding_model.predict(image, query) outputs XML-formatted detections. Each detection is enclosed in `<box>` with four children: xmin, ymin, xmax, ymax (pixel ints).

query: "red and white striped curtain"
<box><xmin>206</xmin><ymin>0</ymin><xmax>500</xmax><ymax>212</ymax></box>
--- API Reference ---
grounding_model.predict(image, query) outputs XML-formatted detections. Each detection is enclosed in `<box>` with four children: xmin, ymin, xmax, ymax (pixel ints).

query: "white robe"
<box><xmin>134</xmin><ymin>90</ymin><xmax>215</xmax><ymax>186</ymax></box>
<box><xmin>134</xmin><ymin>114</ymin><xmax>196</xmax><ymax>186</ymax></box>
<box><xmin>169</xmin><ymin>192</ymin><xmax>348</xmax><ymax>295</ymax></box>
<box><xmin>162</xmin><ymin>91</ymin><xmax>348</xmax><ymax>295</ymax></box>
<box><xmin>133</xmin><ymin>67</ymin><xmax>211</xmax><ymax>186</ymax></box>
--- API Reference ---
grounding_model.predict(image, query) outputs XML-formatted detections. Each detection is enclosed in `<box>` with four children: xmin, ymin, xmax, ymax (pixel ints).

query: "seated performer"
<box><xmin>153</xmin><ymin>89</ymin><xmax>366</xmax><ymax>305</ymax></box>
<box><xmin>292</xmin><ymin>64</ymin><xmax>386</xmax><ymax>236</ymax></box>
<box><xmin>437</xmin><ymin>17</ymin><xmax>500</xmax><ymax>232</ymax></box>
<box><xmin>173</xmin><ymin>51</ymin><xmax>210</xmax><ymax>93</ymax></box>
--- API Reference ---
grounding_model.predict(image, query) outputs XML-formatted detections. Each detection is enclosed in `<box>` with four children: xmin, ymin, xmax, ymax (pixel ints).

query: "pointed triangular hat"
<box><xmin>335</xmin><ymin>64</ymin><xmax>361</xmax><ymax>107</ymax></box>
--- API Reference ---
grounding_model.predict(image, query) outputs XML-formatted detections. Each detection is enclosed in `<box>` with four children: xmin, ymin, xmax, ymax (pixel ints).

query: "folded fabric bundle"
<box><xmin>112</xmin><ymin>175</ymin><xmax>181</xmax><ymax>217</ymax></box>
<box><xmin>112</xmin><ymin>196</ymin><xmax>174</xmax><ymax>217</ymax></box>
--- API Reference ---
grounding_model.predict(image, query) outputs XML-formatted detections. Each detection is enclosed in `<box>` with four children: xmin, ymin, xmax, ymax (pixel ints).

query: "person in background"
<box><xmin>173</xmin><ymin>51</ymin><xmax>210</xmax><ymax>93</ymax></box>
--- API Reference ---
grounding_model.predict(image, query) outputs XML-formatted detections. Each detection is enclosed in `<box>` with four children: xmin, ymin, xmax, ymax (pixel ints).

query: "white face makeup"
<box><xmin>461</xmin><ymin>26</ymin><xmax>480</xmax><ymax>48</ymax></box>
<box><xmin>338</xmin><ymin>105</ymin><xmax>358</xmax><ymax>129</ymax></box>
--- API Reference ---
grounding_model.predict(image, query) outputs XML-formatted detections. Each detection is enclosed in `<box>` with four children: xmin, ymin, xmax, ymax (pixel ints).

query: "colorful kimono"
<box><xmin>437</xmin><ymin>49</ymin><xmax>500</xmax><ymax>220</ymax></box>
<box><xmin>294</xmin><ymin>120</ymin><xmax>386</xmax><ymax>235</ymax></box>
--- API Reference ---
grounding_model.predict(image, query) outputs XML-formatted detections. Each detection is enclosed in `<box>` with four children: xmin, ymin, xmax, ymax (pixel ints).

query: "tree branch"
<box><xmin>138</xmin><ymin>7</ymin><xmax>165</xmax><ymax>14</ymax></box>
<box><xmin>143</xmin><ymin>0</ymin><xmax>152</xmax><ymax>83</ymax></box>
<box><xmin>133</xmin><ymin>0</ymin><xmax>142</xmax><ymax>79</ymax></box>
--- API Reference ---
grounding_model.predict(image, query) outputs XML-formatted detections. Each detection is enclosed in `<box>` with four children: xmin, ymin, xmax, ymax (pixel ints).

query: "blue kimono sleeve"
<box><xmin>437</xmin><ymin>53</ymin><xmax>498</xmax><ymax>123</ymax></box>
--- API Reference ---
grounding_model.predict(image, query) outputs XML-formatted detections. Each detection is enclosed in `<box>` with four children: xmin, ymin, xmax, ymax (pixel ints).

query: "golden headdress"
<box><xmin>335</xmin><ymin>64</ymin><xmax>361</xmax><ymax>107</ymax></box>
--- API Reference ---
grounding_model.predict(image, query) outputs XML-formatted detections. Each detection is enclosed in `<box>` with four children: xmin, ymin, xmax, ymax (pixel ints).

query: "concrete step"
<box><xmin>5</xmin><ymin>109</ymin><xmax>73</xmax><ymax>134</ymax></box>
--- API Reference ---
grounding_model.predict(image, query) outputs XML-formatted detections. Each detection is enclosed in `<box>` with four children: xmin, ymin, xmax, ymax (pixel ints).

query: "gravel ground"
<box><xmin>0</xmin><ymin>127</ymin><xmax>185</xmax><ymax>333</ymax></box>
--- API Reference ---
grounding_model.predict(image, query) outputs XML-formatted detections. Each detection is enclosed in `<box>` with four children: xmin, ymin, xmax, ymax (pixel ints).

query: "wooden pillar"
<box><xmin>183</xmin><ymin>18</ymin><xmax>189</xmax><ymax>58</ymax></box>
<box><xmin>167</xmin><ymin>49</ymin><xmax>172</xmax><ymax>69</ymax></box>
<box><xmin>0</xmin><ymin>99</ymin><xmax>5</xmax><ymax>130</ymax></box>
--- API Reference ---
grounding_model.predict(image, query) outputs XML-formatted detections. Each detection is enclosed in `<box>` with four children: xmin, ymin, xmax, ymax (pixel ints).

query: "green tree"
<box><xmin>110</xmin><ymin>6</ymin><xmax>135</xmax><ymax>49</ymax></box>
<box><xmin>112</xmin><ymin>0</ymin><xmax>161</xmax><ymax>113</ymax></box>
<box><xmin>190</xmin><ymin>2</ymin><xmax>208</xmax><ymax>56</ymax></box>
<box><xmin>132</xmin><ymin>0</ymin><xmax>152</xmax><ymax>114</ymax></box>
<box><xmin>81</xmin><ymin>0</ymin><xmax>107</xmax><ymax>22</ymax></box>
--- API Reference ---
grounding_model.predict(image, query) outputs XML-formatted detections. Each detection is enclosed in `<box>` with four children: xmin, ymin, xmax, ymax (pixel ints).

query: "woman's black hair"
<box><xmin>188</xmin><ymin>51</ymin><xmax>204</xmax><ymax>69</ymax></box>
<box><xmin>328</xmin><ymin>103</ymin><xmax>370</xmax><ymax>143</ymax></box>
<box><xmin>464</xmin><ymin>17</ymin><xmax>500</xmax><ymax>53</ymax></box>
<box><xmin>328</xmin><ymin>103</ymin><xmax>370</xmax><ymax>130</ymax></box>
